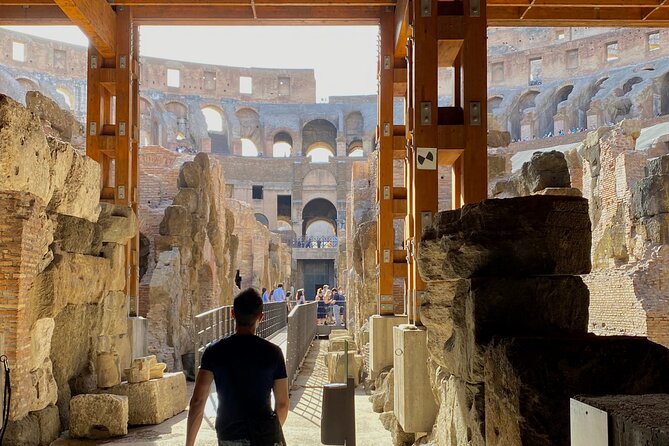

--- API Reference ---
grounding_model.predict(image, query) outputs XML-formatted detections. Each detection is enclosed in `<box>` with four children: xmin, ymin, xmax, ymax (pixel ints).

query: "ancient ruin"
<box><xmin>2</xmin><ymin>1</ymin><xmax>669</xmax><ymax>445</ymax></box>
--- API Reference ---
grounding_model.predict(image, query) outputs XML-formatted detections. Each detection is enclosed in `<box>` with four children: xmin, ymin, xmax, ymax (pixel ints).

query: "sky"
<box><xmin>2</xmin><ymin>25</ymin><xmax>379</xmax><ymax>100</ymax></box>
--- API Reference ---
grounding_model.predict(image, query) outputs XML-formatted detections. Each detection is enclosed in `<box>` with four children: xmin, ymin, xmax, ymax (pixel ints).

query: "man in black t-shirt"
<box><xmin>186</xmin><ymin>288</ymin><xmax>289</xmax><ymax>446</ymax></box>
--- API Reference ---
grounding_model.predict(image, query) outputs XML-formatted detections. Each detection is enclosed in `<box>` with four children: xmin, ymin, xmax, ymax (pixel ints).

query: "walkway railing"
<box><xmin>292</xmin><ymin>236</ymin><xmax>339</xmax><ymax>248</ymax></box>
<box><xmin>286</xmin><ymin>301</ymin><xmax>318</xmax><ymax>386</ymax></box>
<box><xmin>195</xmin><ymin>302</ymin><xmax>287</xmax><ymax>363</ymax></box>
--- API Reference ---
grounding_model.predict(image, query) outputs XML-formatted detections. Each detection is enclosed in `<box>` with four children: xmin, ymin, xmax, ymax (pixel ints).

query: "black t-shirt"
<box><xmin>200</xmin><ymin>333</ymin><xmax>288</xmax><ymax>441</ymax></box>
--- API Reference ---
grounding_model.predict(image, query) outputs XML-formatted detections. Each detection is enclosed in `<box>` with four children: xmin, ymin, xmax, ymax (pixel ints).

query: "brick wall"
<box><xmin>0</xmin><ymin>191</ymin><xmax>45</xmax><ymax>420</ymax></box>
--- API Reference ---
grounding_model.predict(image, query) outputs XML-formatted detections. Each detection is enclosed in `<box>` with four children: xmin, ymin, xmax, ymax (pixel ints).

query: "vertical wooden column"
<box><xmin>130</xmin><ymin>21</ymin><xmax>140</xmax><ymax>314</ymax></box>
<box><xmin>377</xmin><ymin>10</ymin><xmax>395</xmax><ymax>315</ymax></box>
<box><xmin>461</xmin><ymin>0</ymin><xmax>488</xmax><ymax>204</ymax></box>
<box><xmin>408</xmin><ymin>0</ymin><xmax>439</xmax><ymax>324</ymax></box>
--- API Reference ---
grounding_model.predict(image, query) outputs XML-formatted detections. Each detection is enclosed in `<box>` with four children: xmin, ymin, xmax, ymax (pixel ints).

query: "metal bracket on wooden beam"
<box><xmin>384</xmin><ymin>185</ymin><xmax>391</xmax><ymax>200</ymax></box>
<box><xmin>90</xmin><ymin>55</ymin><xmax>98</xmax><ymax>69</ymax></box>
<box><xmin>117</xmin><ymin>185</ymin><xmax>126</xmax><ymax>200</ymax></box>
<box><xmin>420</xmin><ymin>0</ymin><xmax>432</xmax><ymax>17</ymax></box>
<box><xmin>420</xmin><ymin>102</ymin><xmax>432</xmax><ymax>125</ymax></box>
<box><xmin>383</xmin><ymin>122</ymin><xmax>391</xmax><ymax>137</ymax></box>
<box><xmin>384</xmin><ymin>55</ymin><xmax>392</xmax><ymax>70</ymax></box>
<box><xmin>469</xmin><ymin>101</ymin><xmax>482</xmax><ymax>126</ymax></box>
<box><xmin>383</xmin><ymin>249</ymin><xmax>391</xmax><ymax>263</ymax></box>
<box><xmin>421</xmin><ymin>211</ymin><xmax>433</xmax><ymax>230</ymax></box>
<box><xmin>119</xmin><ymin>122</ymin><xmax>126</xmax><ymax>136</ymax></box>
<box><xmin>119</xmin><ymin>55</ymin><xmax>127</xmax><ymax>69</ymax></box>
<box><xmin>469</xmin><ymin>0</ymin><xmax>481</xmax><ymax>17</ymax></box>
<box><xmin>89</xmin><ymin>122</ymin><xmax>97</xmax><ymax>136</ymax></box>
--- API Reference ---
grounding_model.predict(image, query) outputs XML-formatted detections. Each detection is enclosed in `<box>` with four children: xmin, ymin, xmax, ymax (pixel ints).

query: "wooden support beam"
<box><xmin>461</xmin><ymin>0</ymin><xmax>488</xmax><ymax>204</ymax></box>
<box><xmin>377</xmin><ymin>10</ymin><xmax>395</xmax><ymax>315</ymax></box>
<box><xmin>53</xmin><ymin>0</ymin><xmax>117</xmax><ymax>58</ymax></box>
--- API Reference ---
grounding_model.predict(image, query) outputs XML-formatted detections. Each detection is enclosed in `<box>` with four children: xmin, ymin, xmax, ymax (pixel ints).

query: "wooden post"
<box><xmin>462</xmin><ymin>0</ymin><xmax>488</xmax><ymax>204</ymax></box>
<box><xmin>377</xmin><ymin>10</ymin><xmax>395</xmax><ymax>315</ymax></box>
<box><xmin>408</xmin><ymin>0</ymin><xmax>439</xmax><ymax>325</ymax></box>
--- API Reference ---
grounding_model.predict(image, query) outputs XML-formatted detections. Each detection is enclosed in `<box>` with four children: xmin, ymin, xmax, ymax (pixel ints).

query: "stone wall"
<box><xmin>139</xmin><ymin>150</ymin><xmax>292</xmax><ymax>371</ymax></box>
<box><xmin>0</xmin><ymin>94</ymin><xmax>137</xmax><ymax>444</ymax></box>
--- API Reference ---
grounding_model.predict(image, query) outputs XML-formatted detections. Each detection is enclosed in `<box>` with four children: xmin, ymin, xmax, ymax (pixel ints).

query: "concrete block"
<box><xmin>102</xmin><ymin>372</ymin><xmax>187</xmax><ymax>425</ymax></box>
<box><xmin>329</xmin><ymin>329</ymin><xmax>350</xmax><ymax>339</ymax></box>
<box><xmin>369</xmin><ymin>315</ymin><xmax>406</xmax><ymax>379</ymax></box>
<box><xmin>128</xmin><ymin>316</ymin><xmax>148</xmax><ymax>359</ymax></box>
<box><xmin>329</xmin><ymin>337</ymin><xmax>356</xmax><ymax>353</ymax></box>
<box><xmin>69</xmin><ymin>394</ymin><xmax>128</xmax><ymax>439</ymax></box>
<box><xmin>393</xmin><ymin>325</ymin><xmax>438</xmax><ymax>433</ymax></box>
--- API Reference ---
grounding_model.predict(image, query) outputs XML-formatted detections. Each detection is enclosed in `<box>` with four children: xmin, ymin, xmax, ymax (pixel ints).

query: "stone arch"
<box><xmin>581</xmin><ymin>77</ymin><xmax>610</xmax><ymax>128</ymax></box>
<box><xmin>488</xmin><ymin>96</ymin><xmax>504</xmax><ymax>111</ymax></box>
<box><xmin>345</xmin><ymin>111</ymin><xmax>364</xmax><ymax>146</ymax></box>
<box><xmin>273</xmin><ymin>131</ymin><xmax>293</xmax><ymax>157</ymax></box>
<box><xmin>16</xmin><ymin>77</ymin><xmax>39</xmax><ymax>92</ymax></box>
<box><xmin>347</xmin><ymin>139</ymin><xmax>364</xmax><ymax>157</ymax></box>
<box><xmin>139</xmin><ymin>97</ymin><xmax>159</xmax><ymax>146</ymax></box>
<box><xmin>542</xmin><ymin>84</ymin><xmax>574</xmax><ymax>136</ymax></box>
<box><xmin>659</xmin><ymin>72</ymin><xmax>669</xmax><ymax>115</ymax></box>
<box><xmin>305</xmin><ymin>219</ymin><xmax>336</xmax><ymax>237</ymax></box>
<box><xmin>306</xmin><ymin>144</ymin><xmax>335</xmax><ymax>163</ymax></box>
<box><xmin>302</xmin><ymin>119</ymin><xmax>337</xmax><ymax>155</ymax></box>
<box><xmin>201</xmin><ymin>105</ymin><xmax>230</xmax><ymax>155</ymax></box>
<box><xmin>301</xmin><ymin>198</ymin><xmax>338</xmax><ymax>236</ymax></box>
<box><xmin>509</xmin><ymin>90</ymin><xmax>539</xmax><ymax>141</ymax></box>
<box><xmin>55</xmin><ymin>86</ymin><xmax>75</xmax><ymax>111</ymax></box>
<box><xmin>165</xmin><ymin>101</ymin><xmax>189</xmax><ymax>142</ymax></box>
<box><xmin>620</xmin><ymin>77</ymin><xmax>643</xmax><ymax>96</ymax></box>
<box><xmin>236</xmin><ymin>107</ymin><xmax>263</xmax><ymax>155</ymax></box>
<box><xmin>255</xmin><ymin>213</ymin><xmax>269</xmax><ymax>227</ymax></box>
<box><xmin>303</xmin><ymin>169</ymin><xmax>337</xmax><ymax>187</ymax></box>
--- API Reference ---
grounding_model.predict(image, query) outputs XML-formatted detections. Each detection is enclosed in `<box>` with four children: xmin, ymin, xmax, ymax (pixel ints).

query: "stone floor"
<box><xmin>53</xmin><ymin>334</ymin><xmax>391</xmax><ymax>445</ymax></box>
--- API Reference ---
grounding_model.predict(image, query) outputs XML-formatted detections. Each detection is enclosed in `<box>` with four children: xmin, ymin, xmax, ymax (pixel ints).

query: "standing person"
<box><xmin>261</xmin><ymin>287</ymin><xmax>270</xmax><ymax>304</ymax></box>
<box><xmin>186</xmin><ymin>288</ymin><xmax>289</xmax><ymax>446</ymax></box>
<box><xmin>316</xmin><ymin>288</ymin><xmax>326</xmax><ymax>325</ymax></box>
<box><xmin>331</xmin><ymin>288</ymin><xmax>342</xmax><ymax>327</ymax></box>
<box><xmin>296</xmin><ymin>289</ymin><xmax>305</xmax><ymax>305</ymax></box>
<box><xmin>272</xmin><ymin>284</ymin><xmax>286</xmax><ymax>303</ymax></box>
<box><xmin>323</xmin><ymin>286</ymin><xmax>333</xmax><ymax>325</ymax></box>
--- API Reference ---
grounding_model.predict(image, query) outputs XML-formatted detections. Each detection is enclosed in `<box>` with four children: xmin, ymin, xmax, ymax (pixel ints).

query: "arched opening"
<box><xmin>306</xmin><ymin>144</ymin><xmax>334</xmax><ymax>163</ymax></box>
<box><xmin>242</xmin><ymin>138</ymin><xmax>259</xmax><ymax>157</ymax></box>
<box><xmin>202</xmin><ymin>106</ymin><xmax>230</xmax><ymax>155</ymax></box>
<box><xmin>273</xmin><ymin>131</ymin><xmax>293</xmax><ymax>157</ymax></box>
<box><xmin>236</xmin><ymin>107</ymin><xmax>263</xmax><ymax>155</ymax></box>
<box><xmin>488</xmin><ymin>96</ymin><xmax>503</xmax><ymax>111</ymax></box>
<box><xmin>349</xmin><ymin>148</ymin><xmax>364</xmax><ymax>157</ymax></box>
<box><xmin>255</xmin><ymin>213</ymin><xmax>269</xmax><ymax>227</ymax></box>
<box><xmin>305</xmin><ymin>219</ymin><xmax>336</xmax><ymax>237</ymax></box>
<box><xmin>166</xmin><ymin>101</ymin><xmax>189</xmax><ymax>144</ymax></box>
<box><xmin>302</xmin><ymin>119</ymin><xmax>337</xmax><ymax>156</ymax></box>
<box><xmin>621</xmin><ymin>77</ymin><xmax>643</xmax><ymax>96</ymax></box>
<box><xmin>543</xmin><ymin>85</ymin><xmax>574</xmax><ymax>136</ymax></box>
<box><xmin>581</xmin><ymin>77</ymin><xmax>609</xmax><ymax>128</ymax></box>
<box><xmin>55</xmin><ymin>87</ymin><xmax>74</xmax><ymax>110</ymax></box>
<box><xmin>660</xmin><ymin>72</ymin><xmax>669</xmax><ymax>115</ymax></box>
<box><xmin>16</xmin><ymin>77</ymin><xmax>38</xmax><ymax>93</ymax></box>
<box><xmin>276</xmin><ymin>220</ymin><xmax>292</xmax><ymax>231</ymax></box>
<box><xmin>301</xmin><ymin>198</ymin><xmax>338</xmax><ymax>237</ymax></box>
<box><xmin>345</xmin><ymin>111</ymin><xmax>364</xmax><ymax>147</ymax></box>
<box><xmin>510</xmin><ymin>91</ymin><xmax>539</xmax><ymax>141</ymax></box>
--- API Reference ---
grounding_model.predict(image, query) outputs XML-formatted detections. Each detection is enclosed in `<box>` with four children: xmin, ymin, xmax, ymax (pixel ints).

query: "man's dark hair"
<box><xmin>234</xmin><ymin>288</ymin><xmax>263</xmax><ymax>327</ymax></box>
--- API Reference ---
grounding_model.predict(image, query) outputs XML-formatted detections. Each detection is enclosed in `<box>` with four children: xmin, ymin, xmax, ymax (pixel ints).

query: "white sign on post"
<box><xmin>416</xmin><ymin>148</ymin><xmax>437</xmax><ymax>170</ymax></box>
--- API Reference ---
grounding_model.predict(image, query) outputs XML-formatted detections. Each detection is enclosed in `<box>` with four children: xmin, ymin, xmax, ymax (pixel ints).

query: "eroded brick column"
<box><xmin>0</xmin><ymin>191</ymin><xmax>44</xmax><ymax>420</ymax></box>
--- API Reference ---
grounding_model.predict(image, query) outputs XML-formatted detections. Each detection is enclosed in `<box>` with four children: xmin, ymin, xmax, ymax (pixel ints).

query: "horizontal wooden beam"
<box><xmin>53</xmin><ymin>0</ymin><xmax>116</xmax><ymax>58</ymax></box>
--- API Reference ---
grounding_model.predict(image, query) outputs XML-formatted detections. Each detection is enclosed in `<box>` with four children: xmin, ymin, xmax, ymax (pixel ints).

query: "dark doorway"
<box><xmin>300</xmin><ymin>259</ymin><xmax>335</xmax><ymax>301</ymax></box>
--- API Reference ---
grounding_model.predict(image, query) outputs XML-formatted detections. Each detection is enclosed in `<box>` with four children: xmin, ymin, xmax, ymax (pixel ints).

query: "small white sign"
<box><xmin>416</xmin><ymin>148</ymin><xmax>437</xmax><ymax>170</ymax></box>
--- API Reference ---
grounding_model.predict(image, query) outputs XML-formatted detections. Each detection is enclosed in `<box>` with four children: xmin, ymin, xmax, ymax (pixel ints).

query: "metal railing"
<box><xmin>195</xmin><ymin>302</ymin><xmax>287</xmax><ymax>363</ymax></box>
<box><xmin>286</xmin><ymin>301</ymin><xmax>318</xmax><ymax>386</ymax></box>
<box><xmin>257</xmin><ymin>302</ymin><xmax>289</xmax><ymax>340</ymax></box>
<box><xmin>292</xmin><ymin>236</ymin><xmax>339</xmax><ymax>248</ymax></box>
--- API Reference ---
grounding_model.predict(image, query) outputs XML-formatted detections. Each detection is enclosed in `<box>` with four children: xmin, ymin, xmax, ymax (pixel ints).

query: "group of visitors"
<box><xmin>313</xmin><ymin>285</ymin><xmax>345</xmax><ymax>326</ymax></box>
<box><xmin>261</xmin><ymin>284</ymin><xmax>286</xmax><ymax>304</ymax></box>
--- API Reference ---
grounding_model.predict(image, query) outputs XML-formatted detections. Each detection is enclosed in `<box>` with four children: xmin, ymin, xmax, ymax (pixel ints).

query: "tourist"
<box><xmin>323</xmin><ymin>286</ymin><xmax>334</xmax><ymax>324</ymax></box>
<box><xmin>261</xmin><ymin>287</ymin><xmax>270</xmax><ymax>303</ymax></box>
<box><xmin>316</xmin><ymin>288</ymin><xmax>326</xmax><ymax>325</ymax></box>
<box><xmin>296</xmin><ymin>288</ymin><xmax>305</xmax><ymax>305</ymax></box>
<box><xmin>186</xmin><ymin>288</ymin><xmax>289</xmax><ymax>446</ymax></box>
<box><xmin>272</xmin><ymin>283</ymin><xmax>286</xmax><ymax>303</ymax></box>
<box><xmin>331</xmin><ymin>288</ymin><xmax>344</xmax><ymax>327</ymax></box>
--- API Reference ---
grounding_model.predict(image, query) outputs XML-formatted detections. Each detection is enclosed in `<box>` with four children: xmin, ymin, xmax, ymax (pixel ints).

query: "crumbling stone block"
<box><xmin>125</xmin><ymin>356</ymin><xmax>152</xmax><ymax>383</ymax></box>
<box><xmin>379</xmin><ymin>411</ymin><xmax>415</xmax><ymax>446</ymax></box>
<box><xmin>97</xmin><ymin>351</ymin><xmax>121</xmax><ymax>388</ymax></box>
<box><xmin>421</xmin><ymin>276</ymin><xmax>589</xmax><ymax>383</ymax></box>
<box><xmin>159</xmin><ymin>205</ymin><xmax>193</xmax><ymax>236</ymax></box>
<box><xmin>69</xmin><ymin>394</ymin><xmax>128</xmax><ymax>439</ymax></box>
<box><xmin>26</xmin><ymin>90</ymin><xmax>83</xmax><ymax>145</ymax></box>
<box><xmin>371</xmin><ymin>368</ymin><xmax>394</xmax><ymax>413</ymax></box>
<box><xmin>97</xmin><ymin>202</ymin><xmax>137</xmax><ymax>244</ymax></box>
<box><xmin>329</xmin><ymin>337</ymin><xmax>357</xmax><ymax>352</ymax></box>
<box><xmin>325</xmin><ymin>351</ymin><xmax>363</xmax><ymax>386</ymax></box>
<box><xmin>102</xmin><ymin>372</ymin><xmax>187</xmax><ymax>425</ymax></box>
<box><xmin>484</xmin><ymin>336</ymin><xmax>669</xmax><ymax>446</ymax></box>
<box><xmin>420</xmin><ymin>196</ymin><xmax>591</xmax><ymax>280</ymax></box>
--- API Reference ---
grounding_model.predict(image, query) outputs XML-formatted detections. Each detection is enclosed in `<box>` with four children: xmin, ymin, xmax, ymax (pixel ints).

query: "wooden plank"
<box><xmin>86</xmin><ymin>47</ymin><xmax>102</xmax><ymax>168</ymax></box>
<box><xmin>114</xmin><ymin>6</ymin><xmax>131</xmax><ymax>207</ymax></box>
<box><xmin>53</xmin><ymin>0</ymin><xmax>116</xmax><ymax>58</ymax></box>
<box><xmin>461</xmin><ymin>0</ymin><xmax>488</xmax><ymax>204</ymax></box>
<box><xmin>438</xmin><ymin>148</ymin><xmax>464</xmax><ymax>166</ymax></box>
<box><xmin>377</xmin><ymin>10</ymin><xmax>395</xmax><ymax>315</ymax></box>
<box><xmin>451</xmin><ymin>153</ymin><xmax>463</xmax><ymax>209</ymax></box>
<box><xmin>130</xmin><ymin>22</ymin><xmax>140</xmax><ymax>315</ymax></box>
<box><xmin>437</xmin><ymin>124</ymin><xmax>466</xmax><ymax>148</ymax></box>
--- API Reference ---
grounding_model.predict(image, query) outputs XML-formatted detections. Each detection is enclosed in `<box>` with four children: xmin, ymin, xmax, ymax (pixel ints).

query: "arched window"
<box><xmin>348</xmin><ymin>148</ymin><xmax>364</xmax><ymax>157</ymax></box>
<box><xmin>273</xmin><ymin>132</ymin><xmax>293</xmax><ymax>157</ymax></box>
<box><xmin>242</xmin><ymin>138</ymin><xmax>259</xmax><ymax>157</ymax></box>
<box><xmin>202</xmin><ymin>106</ymin><xmax>224</xmax><ymax>132</ymax></box>
<box><xmin>305</xmin><ymin>219</ymin><xmax>336</xmax><ymax>237</ymax></box>
<box><xmin>307</xmin><ymin>145</ymin><xmax>334</xmax><ymax>163</ymax></box>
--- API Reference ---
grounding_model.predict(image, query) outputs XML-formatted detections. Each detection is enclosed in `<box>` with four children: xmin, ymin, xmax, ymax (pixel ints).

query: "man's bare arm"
<box><xmin>273</xmin><ymin>377</ymin><xmax>289</xmax><ymax>426</ymax></box>
<box><xmin>186</xmin><ymin>369</ymin><xmax>214</xmax><ymax>446</ymax></box>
